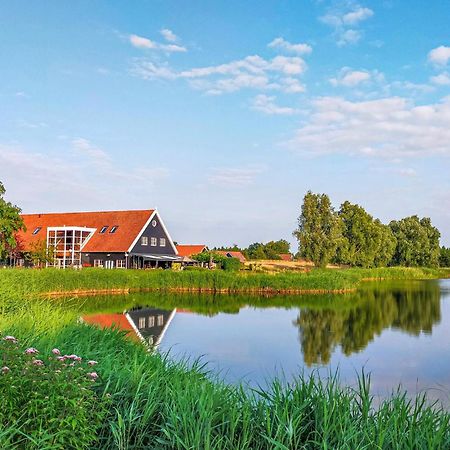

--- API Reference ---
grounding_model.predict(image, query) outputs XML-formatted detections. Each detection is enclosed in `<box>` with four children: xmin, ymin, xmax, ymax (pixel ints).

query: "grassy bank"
<box><xmin>0</xmin><ymin>266</ymin><xmax>448</xmax><ymax>300</ymax></box>
<box><xmin>1</xmin><ymin>319</ymin><xmax>449</xmax><ymax>449</ymax></box>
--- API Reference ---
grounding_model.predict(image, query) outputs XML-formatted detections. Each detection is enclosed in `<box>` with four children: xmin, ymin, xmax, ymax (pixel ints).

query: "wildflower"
<box><xmin>3</xmin><ymin>336</ymin><xmax>18</xmax><ymax>343</ymax></box>
<box><xmin>65</xmin><ymin>354</ymin><xmax>81</xmax><ymax>361</ymax></box>
<box><xmin>87</xmin><ymin>360</ymin><xmax>98</xmax><ymax>366</ymax></box>
<box><xmin>87</xmin><ymin>372</ymin><xmax>99</xmax><ymax>381</ymax></box>
<box><xmin>32</xmin><ymin>359</ymin><xmax>44</xmax><ymax>366</ymax></box>
<box><xmin>25</xmin><ymin>347</ymin><xmax>39</xmax><ymax>355</ymax></box>
<box><xmin>1</xmin><ymin>366</ymin><xmax>10</xmax><ymax>374</ymax></box>
<box><xmin>52</xmin><ymin>348</ymin><xmax>61</xmax><ymax>355</ymax></box>
<box><xmin>56</xmin><ymin>356</ymin><xmax>65</xmax><ymax>362</ymax></box>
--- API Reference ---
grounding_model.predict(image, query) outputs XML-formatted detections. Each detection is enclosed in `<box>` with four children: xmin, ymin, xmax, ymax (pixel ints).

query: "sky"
<box><xmin>1</xmin><ymin>0</ymin><xmax>449</xmax><ymax>248</ymax></box>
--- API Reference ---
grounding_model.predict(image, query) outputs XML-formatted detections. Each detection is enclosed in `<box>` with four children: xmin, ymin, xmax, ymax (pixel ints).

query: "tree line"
<box><xmin>294</xmin><ymin>191</ymin><xmax>444</xmax><ymax>268</ymax></box>
<box><xmin>213</xmin><ymin>240</ymin><xmax>291</xmax><ymax>260</ymax></box>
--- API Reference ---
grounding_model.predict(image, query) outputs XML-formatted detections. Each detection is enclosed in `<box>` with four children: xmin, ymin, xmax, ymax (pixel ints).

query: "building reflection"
<box><xmin>295</xmin><ymin>282</ymin><xmax>441</xmax><ymax>366</ymax></box>
<box><xmin>83</xmin><ymin>307</ymin><xmax>177</xmax><ymax>347</ymax></box>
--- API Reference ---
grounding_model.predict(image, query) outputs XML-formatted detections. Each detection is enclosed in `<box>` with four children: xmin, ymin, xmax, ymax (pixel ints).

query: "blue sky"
<box><xmin>1</xmin><ymin>0</ymin><xmax>449</xmax><ymax>248</ymax></box>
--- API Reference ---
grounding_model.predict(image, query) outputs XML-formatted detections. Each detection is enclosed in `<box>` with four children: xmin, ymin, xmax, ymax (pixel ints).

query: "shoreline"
<box><xmin>43</xmin><ymin>286</ymin><xmax>358</xmax><ymax>297</ymax></box>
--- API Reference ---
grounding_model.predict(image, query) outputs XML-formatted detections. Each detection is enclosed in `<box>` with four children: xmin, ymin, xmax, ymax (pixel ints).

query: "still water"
<box><xmin>82</xmin><ymin>279</ymin><xmax>450</xmax><ymax>403</ymax></box>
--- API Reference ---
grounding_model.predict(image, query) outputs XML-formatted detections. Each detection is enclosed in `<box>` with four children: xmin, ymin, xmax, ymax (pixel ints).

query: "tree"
<box><xmin>246</xmin><ymin>243</ymin><xmax>267</xmax><ymax>260</ymax></box>
<box><xmin>389</xmin><ymin>216</ymin><xmax>440</xmax><ymax>267</ymax></box>
<box><xmin>440</xmin><ymin>247</ymin><xmax>450</xmax><ymax>267</ymax></box>
<box><xmin>27</xmin><ymin>239</ymin><xmax>54</xmax><ymax>268</ymax></box>
<box><xmin>0</xmin><ymin>182</ymin><xmax>25</xmax><ymax>260</ymax></box>
<box><xmin>334</xmin><ymin>201</ymin><xmax>396</xmax><ymax>268</ymax></box>
<box><xmin>293</xmin><ymin>191</ymin><xmax>342</xmax><ymax>268</ymax></box>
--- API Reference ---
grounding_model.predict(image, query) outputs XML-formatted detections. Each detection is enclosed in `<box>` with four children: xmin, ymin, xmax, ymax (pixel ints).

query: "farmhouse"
<box><xmin>18</xmin><ymin>209</ymin><xmax>180</xmax><ymax>269</ymax></box>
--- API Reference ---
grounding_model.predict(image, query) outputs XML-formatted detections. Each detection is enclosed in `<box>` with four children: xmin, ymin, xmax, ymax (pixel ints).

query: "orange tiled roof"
<box><xmin>18</xmin><ymin>210</ymin><xmax>154</xmax><ymax>253</ymax></box>
<box><xmin>279</xmin><ymin>253</ymin><xmax>293</xmax><ymax>261</ymax></box>
<box><xmin>176</xmin><ymin>244</ymin><xmax>208</xmax><ymax>257</ymax></box>
<box><xmin>217</xmin><ymin>251</ymin><xmax>246</xmax><ymax>262</ymax></box>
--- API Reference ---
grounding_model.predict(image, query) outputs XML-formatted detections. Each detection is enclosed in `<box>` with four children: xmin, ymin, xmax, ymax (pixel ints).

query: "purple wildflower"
<box><xmin>3</xmin><ymin>336</ymin><xmax>18</xmax><ymax>344</ymax></box>
<box><xmin>32</xmin><ymin>359</ymin><xmax>44</xmax><ymax>366</ymax></box>
<box><xmin>87</xmin><ymin>372</ymin><xmax>99</xmax><ymax>381</ymax></box>
<box><xmin>25</xmin><ymin>347</ymin><xmax>39</xmax><ymax>355</ymax></box>
<box><xmin>87</xmin><ymin>360</ymin><xmax>98</xmax><ymax>366</ymax></box>
<box><xmin>52</xmin><ymin>348</ymin><xmax>61</xmax><ymax>355</ymax></box>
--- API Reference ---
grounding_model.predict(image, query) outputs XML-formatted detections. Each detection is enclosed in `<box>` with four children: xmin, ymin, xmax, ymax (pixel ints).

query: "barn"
<box><xmin>17</xmin><ymin>209</ymin><xmax>180</xmax><ymax>269</ymax></box>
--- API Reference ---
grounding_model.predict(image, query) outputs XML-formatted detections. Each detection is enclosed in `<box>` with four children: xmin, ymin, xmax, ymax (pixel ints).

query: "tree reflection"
<box><xmin>295</xmin><ymin>282</ymin><xmax>441</xmax><ymax>366</ymax></box>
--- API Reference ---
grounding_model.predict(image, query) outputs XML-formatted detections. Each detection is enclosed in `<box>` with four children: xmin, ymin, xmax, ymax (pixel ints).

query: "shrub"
<box><xmin>0</xmin><ymin>334</ymin><xmax>108</xmax><ymax>448</ymax></box>
<box><xmin>221</xmin><ymin>257</ymin><xmax>241</xmax><ymax>272</ymax></box>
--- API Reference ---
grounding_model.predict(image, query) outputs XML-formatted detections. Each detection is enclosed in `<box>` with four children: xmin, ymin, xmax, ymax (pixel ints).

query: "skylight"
<box><xmin>99</xmin><ymin>226</ymin><xmax>108</xmax><ymax>234</ymax></box>
<box><xmin>32</xmin><ymin>227</ymin><xmax>41</xmax><ymax>235</ymax></box>
<box><xmin>110</xmin><ymin>226</ymin><xmax>119</xmax><ymax>234</ymax></box>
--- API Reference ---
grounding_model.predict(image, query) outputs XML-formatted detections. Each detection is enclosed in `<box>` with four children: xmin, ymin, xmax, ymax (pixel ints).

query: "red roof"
<box><xmin>217</xmin><ymin>251</ymin><xmax>246</xmax><ymax>263</ymax></box>
<box><xmin>176</xmin><ymin>244</ymin><xmax>208</xmax><ymax>257</ymax></box>
<box><xmin>18</xmin><ymin>210</ymin><xmax>155</xmax><ymax>253</ymax></box>
<box><xmin>279</xmin><ymin>253</ymin><xmax>293</xmax><ymax>261</ymax></box>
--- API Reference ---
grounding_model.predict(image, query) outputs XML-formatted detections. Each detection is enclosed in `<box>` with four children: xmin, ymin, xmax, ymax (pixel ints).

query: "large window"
<box><xmin>116</xmin><ymin>260</ymin><xmax>126</xmax><ymax>268</ymax></box>
<box><xmin>141</xmin><ymin>236</ymin><xmax>148</xmax><ymax>246</ymax></box>
<box><xmin>150</xmin><ymin>237</ymin><xmax>157</xmax><ymax>246</ymax></box>
<box><xmin>93</xmin><ymin>259</ymin><xmax>104</xmax><ymax>268</ymax></box>
<box><xmin>47</xmin><ymin>227</ymin><xmax>95</xmax><ymax>268</ymax></box>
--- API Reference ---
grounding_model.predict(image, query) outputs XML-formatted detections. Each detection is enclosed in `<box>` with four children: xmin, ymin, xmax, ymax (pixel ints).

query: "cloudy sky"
<box><xmin>1</xmin><ymin>0</ymin><xmax>449</xmax><ymax>248</ymax></box>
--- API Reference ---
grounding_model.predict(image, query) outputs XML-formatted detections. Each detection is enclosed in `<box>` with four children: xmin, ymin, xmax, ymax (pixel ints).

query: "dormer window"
<box><xmin>99</xmin><ymin>226</ymin><xmax>108</xmax><ymax>234</ymax></box>
<box><xmin>110</xmin><ymin>226</ymin><xmax>118</xmax><ymax>234</ymax></box>
<box><xmin>32</xmin><ymin>227</ymin><xmax>42</xmax><ymax>235</ymax></box>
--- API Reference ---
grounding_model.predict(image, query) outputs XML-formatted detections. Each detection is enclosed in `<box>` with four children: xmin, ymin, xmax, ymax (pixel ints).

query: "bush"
<box><xmin>0</xmin><ymin>334</ymin><xmax>108</xmax><ymax>448</ymax></box>
<box><xmin>221</xmin><ymin>257</ymin><xmax>241</xmax><ymax>272</ymax></box>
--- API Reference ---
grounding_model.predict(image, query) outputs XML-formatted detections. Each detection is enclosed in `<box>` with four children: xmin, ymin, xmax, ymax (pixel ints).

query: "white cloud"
<box><xmin>131</xmin><ymin>52</ymin><xmax>308</xmax><ymax>95</ymax></box>
<box><xmin>428</xmin><ymin>46</ymin><xmax>450</xmax><ymax>66</ymax></box>
<box><xmin>320</xmin><ymin>4</ymin><xmax>373</xmax><ymax>46</ymax></box>
<box><xmin>268</xmin><ymin>37</ymin><xmax>312</xmax><ymax>55</ymax></box>
<box><xmin>207</xmin><ymin>166</ymin><xmax>265</xmax><ymax>187</ymax></box>
<box><xmin>0</xmin><ymin>142</ymin><xmax>170</xmax><ymax>212</ymax></box>
<box><xmin>397</xmin><ymin>167</ymin><xmax>417</xmax><ymax>177</ymax></box>
<box><xmin>160</xmin><ymin>28</ymin><xmax>178</xmax><ymax>42</ymax></box>
<box><xmin>72</xmin><ymin>138</ymin><xmax>110</xmax><ymax>166</ymax></box>
<box><xmin>342</xmin><ymin>7</ymin><xmax>374</xmax><ymax>25</ymax></box>
<box><xmin>251</xmin><ymin>94</ymin><xmax>297</xmax><ymax>115</ymax></box>
<box><xmin>330</xmin><ymin>69</ymin><xmax>371</xmax><ymax>86</ymax></box>
<box><xmin>287</xmin><ymin>95</ymin><xmax>450</xmax><ymax>159</ymax></box>
<box><xmin>129</xmin><ymin>34</ymin><xmax>186</xmax><ymax>53</ymax></box>
<box><xmin>430</xmin><ymin>72</ymin><xmax>450</xmax><ymax>86</ymax></box>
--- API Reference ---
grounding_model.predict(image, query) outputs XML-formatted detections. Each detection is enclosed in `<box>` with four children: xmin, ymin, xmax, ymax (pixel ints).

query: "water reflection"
<box><xmin>296</xmin><ymin>281</ymin><xmax>441</xmax><ymax>365</ymax></box>
<box><xmin>83</xmin><ymin>307</ymin><xmax>176</xmax><ymax>347</ymax></box>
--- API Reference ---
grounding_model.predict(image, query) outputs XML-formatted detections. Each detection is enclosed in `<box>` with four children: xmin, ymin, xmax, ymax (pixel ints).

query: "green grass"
<box><xmin>0</xmin><ymin>266</ymin><xmax>448</xmax><ymax>301</ymax></box>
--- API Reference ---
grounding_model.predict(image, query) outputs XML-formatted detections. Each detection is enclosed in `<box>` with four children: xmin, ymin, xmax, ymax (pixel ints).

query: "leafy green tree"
<box><xmin>389</xmin><ymin>216</ymin><xmax>440</xmax><ymax>267</ymax></box>
<box><xmin>334</xmin><ymin>202</ymin><xmax>396</xmax><ymax>268</ymax></box>
<box><xmin>263</xmin><ymin>240</ymin><xmax>290</xmax><ymax>259</ymax></box>
<box><xmin>293</xmin><ymin>191</ymin><xmax>342</xmax><ymax>267</ymax></box>
<box><xmin>0</xmin><ymin>182</ymin><xmax>25</xmax><ymax>260</ymax></box>
<box><xmin>439</xmin><ymin>247</ymin><xmax>450</xmax><ymax>267</ymax></box>
<box><xmin>246</xmin><ymin>243</ymin><xmax>267</xmax><ymax>260</ymax></box>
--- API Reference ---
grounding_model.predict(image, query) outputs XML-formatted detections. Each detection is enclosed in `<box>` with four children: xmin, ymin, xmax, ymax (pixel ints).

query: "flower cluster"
<box><xmin>0</xmin><ymin>335</ymin><xmax>100</xmax><ymax>382</ymax></box>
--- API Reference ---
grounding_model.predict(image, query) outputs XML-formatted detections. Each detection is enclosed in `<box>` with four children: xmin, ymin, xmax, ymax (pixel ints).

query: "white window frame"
<box><xmin>138</xmin><ymin>317</ymin><xmax>146</xmax><ymax>329</ymax></box>
<box><xmin>116</xmin><ymin>260</ymin><xmax>126</xmax><ymax>269</ymax></box>
<box><xmin>148</xmin><ymin>316</ymin><xmax>155</xmax><ymax>327</ymax></box>
<box><xmin>150</xmin><ymin>237</ymin><xmax>157</xmax><ymax>247</ymax></box>
<box><xmin>141</xmin><ymin>236</ymin><xmax>148</xmax><ymax>246</ymax></box>
<box><xmin>157</xmin><ymin>315</ymin><xmax>164</xmax><ymax>326</ymax></box>
<box><xmin>160</xmin><ymin>237</ymin><xmax>166</xmax><ymax>247</ymax></box>
<box><xmin>93</xmin><ymin>259</ymin><xmax>104</xmax><ymax>268</ymax></box>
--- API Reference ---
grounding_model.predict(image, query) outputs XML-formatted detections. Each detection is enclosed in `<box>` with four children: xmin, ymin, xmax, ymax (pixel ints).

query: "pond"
<box><xmin>81</xmin><ymin>279</ymin><xmax>450</xmax><ymax>404</ymax></box>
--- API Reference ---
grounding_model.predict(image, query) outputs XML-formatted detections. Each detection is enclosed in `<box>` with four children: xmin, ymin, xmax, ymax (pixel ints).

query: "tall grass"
<box><xmin>6</xmin><ymin>323</ymin><xmax>447</xmax><ymax>449</ymax></box>
<box><xmin>0</xmin><ymin>266</ymin><xmax>447</xmax><ymax>300</ymax></box>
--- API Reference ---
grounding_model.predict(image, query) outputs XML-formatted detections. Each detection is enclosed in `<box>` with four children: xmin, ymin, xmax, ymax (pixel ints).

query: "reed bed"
<box><xmin>0</xmin><ymin>266</ymin><xmax>447</xmax><ymax>301</ymax></box>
